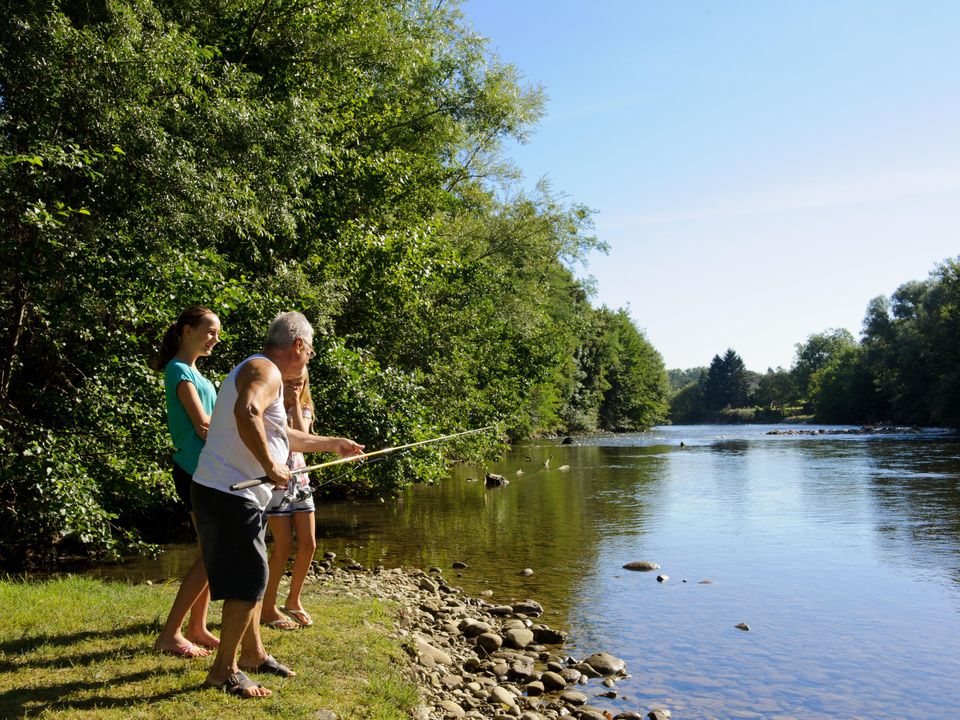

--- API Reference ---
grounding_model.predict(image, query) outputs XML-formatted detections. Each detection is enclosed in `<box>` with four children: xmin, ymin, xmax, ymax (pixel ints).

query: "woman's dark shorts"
<box><xmin>172</xmin><ymin>463</ymin><xmax>194</xmax><ymax>511</ymax></box>
<box><xmin>191</xmin><ymin>481</ymin><xmax>268</xmax><ymax>602</ymax></box>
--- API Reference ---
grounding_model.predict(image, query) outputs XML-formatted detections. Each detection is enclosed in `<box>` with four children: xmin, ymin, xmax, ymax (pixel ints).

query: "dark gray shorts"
<box><xmin>191</xmin><ymin>481</ymin><xmax>268</xmax><ymax>602</ymax></box>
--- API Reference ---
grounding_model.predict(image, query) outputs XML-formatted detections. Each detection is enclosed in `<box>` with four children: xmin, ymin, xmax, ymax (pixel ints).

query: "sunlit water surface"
<box><xmin>100</xmin><ymin>425</ymin><xmax>960</xmax><ymax>719</ymax></box>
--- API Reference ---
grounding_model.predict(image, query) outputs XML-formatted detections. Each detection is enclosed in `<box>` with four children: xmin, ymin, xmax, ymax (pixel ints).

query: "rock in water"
<box><xmin>735</xmin><ymin>622</ymin><xmax>750</xmax><ymax>631</ymax></box>
<box><xmin>513</xmin><ymin>599</ymin><xmax>543</xmax><ymax>615</ymax></box>
<box><xmin>583</xmin><ymin>651</ymin><xmax>626</xmax><ymax>675</ymax></box>
<box><xmin>485</xmin><ymin>473</ymin><xmax>509</xmax><ymax>488</ymax></box>
<box><xmin>622</xmin><ymin>561</ymin><xmax>660</xmax><ymax>571</ymax></box>
<box><xmin>656</xmin><ymin>574</ymin><xmax>669</xmax><ymax>583</ymax></box>
<box><xmin>560</xmin><ymin>690</ymin><xmax>588</xmax><ymax>705</ymax></box>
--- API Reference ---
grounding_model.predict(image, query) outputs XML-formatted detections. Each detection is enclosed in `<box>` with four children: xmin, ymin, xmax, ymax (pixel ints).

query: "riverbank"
<box><xmin>0</xmin><ymin>565</ymin><xmax>659</xmax><ymax>719</ymax></box>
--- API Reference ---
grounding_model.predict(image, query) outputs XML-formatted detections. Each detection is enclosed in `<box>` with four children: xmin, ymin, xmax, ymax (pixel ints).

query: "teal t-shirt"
<box><xmin>164</xmin><ymin>360</ymin><xmax>217</xmax><ymax>475</ymax></box>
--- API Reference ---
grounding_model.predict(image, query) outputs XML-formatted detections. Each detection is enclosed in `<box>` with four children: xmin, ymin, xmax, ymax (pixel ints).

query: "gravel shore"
<box><xmin>307</xmin><ymin>560</ymin><xmax>668</xmax><ymax>720</ymax></box>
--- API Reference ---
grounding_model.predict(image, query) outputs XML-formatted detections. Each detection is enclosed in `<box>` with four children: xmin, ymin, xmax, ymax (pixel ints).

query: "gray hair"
<box><xmin>264</xmin><ymin>311</ymin><xmax>314</xmax><ymax>349</ymax></box>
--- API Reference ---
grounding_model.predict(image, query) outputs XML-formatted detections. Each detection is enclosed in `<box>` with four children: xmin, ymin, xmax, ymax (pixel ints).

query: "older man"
<box><xmin>192</xmin><ymin>311</ymin><xmax>363</xmax><ymax>698</ymax></box>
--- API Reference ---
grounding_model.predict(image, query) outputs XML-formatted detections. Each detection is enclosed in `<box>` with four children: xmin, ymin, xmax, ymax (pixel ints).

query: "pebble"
<box><xmin>656</xmin><ymin>574</ymin><xmax>669</xmax><ymax>583</ymax></box>
<box><xmin>520</xmin><ymin>568</ymin><xmax>534</xmax><ymax>576</ymax></box>
<box><xmin>735</xmin><ymin>623</ymin><xmax>750</xmax><ymax>631</ymax></box>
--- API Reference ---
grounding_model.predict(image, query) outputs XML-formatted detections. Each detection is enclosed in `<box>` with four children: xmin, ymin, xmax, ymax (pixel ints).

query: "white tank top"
<box><xmin>193</xmin><ymin>354</ymin><xmax>289</xmax><ymax>508</ymax></box>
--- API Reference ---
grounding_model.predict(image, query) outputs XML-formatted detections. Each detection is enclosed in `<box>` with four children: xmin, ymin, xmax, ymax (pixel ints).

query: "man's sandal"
<box><xmin>205</xmin><ymin>670</ymin><xmax>267</xmax><ymax>698</ymax></box>
<box><xmin>240</xmin><ymin>654</ymin><xmax>296</xmax><ymax>678</ymax></box>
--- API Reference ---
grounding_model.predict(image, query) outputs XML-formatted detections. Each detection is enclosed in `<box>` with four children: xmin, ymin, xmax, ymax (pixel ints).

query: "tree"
<box><xmin>809</xmin><ymin>346</ymin><xmax>882</xmax><ymax>423</ymax></box>
<box><xmin>791</xmin><ymin>328</ymin><xmax>857</xmax><ymax>401</ymax></box>
<box><xmin>703</xmin><ymin>349</ymin><xmax>749</xmax><ymax>410</ymax></box>
<box><xmin>754</xmin><ymin>367</ymin><xmax>797</xmax><ymax>411</ymax></box>
<box><xmin>596</xmin><ymin>308</ymin><xmax>671</xmax><ymax>431</ymax></box>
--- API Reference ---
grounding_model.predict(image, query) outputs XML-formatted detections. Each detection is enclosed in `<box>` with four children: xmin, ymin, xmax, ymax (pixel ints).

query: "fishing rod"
<box><xmin>229</xmin><ymin>425</ymin><xmax>497</xmax><ymax>491</ymax></box>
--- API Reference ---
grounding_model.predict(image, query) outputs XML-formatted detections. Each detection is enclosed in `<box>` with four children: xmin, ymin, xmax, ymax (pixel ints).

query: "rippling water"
<box><xmin>101</xmin><ymin>425</ymin><xmax>960</xmax><ymax>719</ymax></box>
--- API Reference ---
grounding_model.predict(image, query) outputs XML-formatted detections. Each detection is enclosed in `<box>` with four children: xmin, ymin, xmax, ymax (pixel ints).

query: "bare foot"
<box><xmin>259</xmin><ymin>605</ymin><xmax>287</xmax><ymax>624</ymax></box>
<box><xmin>186</xmin><ymin>629</ymin><xmax>220</xmax><ymax>649</ymax></box>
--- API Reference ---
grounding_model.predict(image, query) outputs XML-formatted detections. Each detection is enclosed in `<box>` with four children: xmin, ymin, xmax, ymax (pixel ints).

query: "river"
<box><xmin>99</xmin><ymin>425</ymin><xmax>960</xmax><ymax>719</ymax></box>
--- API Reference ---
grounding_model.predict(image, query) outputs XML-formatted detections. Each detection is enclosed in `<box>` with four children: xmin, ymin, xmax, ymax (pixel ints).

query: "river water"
<box><xmin>102</xmin><ymin>425</ymin><xmax>960</xmax><ymax>719</ymax></box>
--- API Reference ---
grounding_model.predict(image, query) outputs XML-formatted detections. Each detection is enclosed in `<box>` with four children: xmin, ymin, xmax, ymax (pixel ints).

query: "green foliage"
<box><xmin>809</xmin><ymin>346</ymin><xmax>882</xmax><ymax>423</ymax></box>
<box><xmin>858</xmin><ymin>258</ymin><xmax>960</xmax><ymax>426</ymax></box>
<box><xmin>596</xmin><ymin>308</ymin><xmax>671</xmax><ymax>431</ymax></box>
<box><xmin>0</xmin><ymin>0</ymin><xmax>669</xmax><ymax>569</ymax></box>
<box><xmin>791</xmin><ymin>328</ymin><xmax>857</xmax><ymax>402</ymax></box>
<box><xmin>667</xmin><ymin>367</ymin><xmax>707</xmax><ymax>392</ymax></box>
<box><xmin>669</xmin><ymin>381</ymin><xmax>704</xmax><ymax>424</ymax></box>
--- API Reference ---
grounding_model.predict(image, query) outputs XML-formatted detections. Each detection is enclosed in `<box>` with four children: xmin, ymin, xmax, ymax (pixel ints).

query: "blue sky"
<box><xmin>460</xmin><ymin>1</ymin><xmax>960</xmax><ymax>370</ymax></box>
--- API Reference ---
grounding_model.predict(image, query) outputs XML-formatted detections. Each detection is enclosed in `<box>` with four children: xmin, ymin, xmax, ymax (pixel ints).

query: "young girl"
<box><xmin>260</xmin><ymin>367</ymin><xmax>318</xmax><ymax>629</ymax></box>
<box><xmin>150</xmin><ymin>305</ymin><xmax>222</xmax><ymax>657</ymax></box>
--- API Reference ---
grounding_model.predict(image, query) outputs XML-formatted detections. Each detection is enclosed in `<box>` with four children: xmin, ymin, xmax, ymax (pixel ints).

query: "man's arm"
<box><xmin>234</xmin><ymin>358</ymin><xmax>290</xmax><ymax>486</ymax></box>
<box><xmin>288</xmin><ymin>429</ymin><xmax>364</xmax><ymax>458</ymax></box>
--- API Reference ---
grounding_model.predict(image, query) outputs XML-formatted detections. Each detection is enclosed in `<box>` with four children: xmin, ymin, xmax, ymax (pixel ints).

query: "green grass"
<box><xmin>0</xmin><ymin>576</ymin><xmax>420</xmax><ymax>719</ymax></box>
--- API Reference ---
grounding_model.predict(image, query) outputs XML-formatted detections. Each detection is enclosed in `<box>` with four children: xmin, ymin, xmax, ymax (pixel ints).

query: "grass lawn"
<box><xmin>0</xmin><ymin>576</ymin><xmax>420</xmax><ymax>719</ymax></box>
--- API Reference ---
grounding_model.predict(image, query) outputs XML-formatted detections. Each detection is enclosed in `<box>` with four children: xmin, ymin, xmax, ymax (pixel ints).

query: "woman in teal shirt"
<box><xmin>150</xmin><ymin>305</ymin><xmax>222</xmax><ymax>657</ymax></box>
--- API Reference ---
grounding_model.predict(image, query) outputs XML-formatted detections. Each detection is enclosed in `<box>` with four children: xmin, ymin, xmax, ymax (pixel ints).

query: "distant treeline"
<box><xmin>669</xmin><ymin>256</ymin><xmax>960</xmax><ymax>427</ymax></box>
<box><xmin>0</xmin><ymin>2</ymin><xmax>670</xmax><ymax>568</ymax></box>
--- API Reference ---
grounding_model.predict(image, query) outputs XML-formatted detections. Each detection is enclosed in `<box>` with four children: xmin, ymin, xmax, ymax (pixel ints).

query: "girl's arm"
<box><xmin>288</xmin><ymin>403</ymin><xmax>309</xmax><ymax>433</ymax></box>
<box><xmin>176</xmin><ymin>380</ymin><xmax>211</xmax><ymax>440</ymax></box>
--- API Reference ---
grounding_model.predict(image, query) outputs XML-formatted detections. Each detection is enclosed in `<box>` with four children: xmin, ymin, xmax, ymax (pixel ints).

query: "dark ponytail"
<box><xmin>149</xmin><ymin>305</ymin><xmax>214</xmax><ymax>371</ymax></box>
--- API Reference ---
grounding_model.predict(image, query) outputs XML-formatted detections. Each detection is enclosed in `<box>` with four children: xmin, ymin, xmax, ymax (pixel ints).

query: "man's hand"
<box><xmin>266</xmin><ymin>461</ymin><xmax>291</xmax><ymax>488</ymax></box>
<box><xmin>331</xmin><ymin>438</ymin><xmax>365</xmax><ymax>458</ymax></box>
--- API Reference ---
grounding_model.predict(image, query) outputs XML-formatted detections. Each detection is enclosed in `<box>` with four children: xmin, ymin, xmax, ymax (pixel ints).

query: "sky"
<box><xmin>460</xmin><ymin>0</ymin><xmax>960</xmax><ymax>371</ymax></box>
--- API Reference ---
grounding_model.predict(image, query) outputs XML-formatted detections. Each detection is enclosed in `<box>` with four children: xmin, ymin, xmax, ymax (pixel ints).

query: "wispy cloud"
<box><xmin>600</xmin><ymin>166</ymin><xmax>960</xmax><ymax>230</ymax></box>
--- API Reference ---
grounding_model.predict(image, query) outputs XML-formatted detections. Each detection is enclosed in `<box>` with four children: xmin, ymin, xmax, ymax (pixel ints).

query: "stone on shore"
<box><xmin>489</xmin><ymin>685</ymin><xmax>517</xmax><ymax>708</ymax></box>
<box><xmin>504</xmin><ymin>627</ymin><xmax>535</xmax><ymax>649</ymax></box>
<box><xmin>476</xmin><ymin>632</ymin><xmax>503</xmax><ymax>653</ymax></box>
<box><xmin>414</xmin><ymin>636</ymin><xmax>453</xmax><ymax>668</ymax></box>
<box><xmin>438</xmin><ymin>699</ymin><xmax>466</xmax><ymax>717</ymax></box>
<box><xmin>540</xmin><ymin>671</ymin><xmax>567</xmax><ymax>690</ymax></box>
